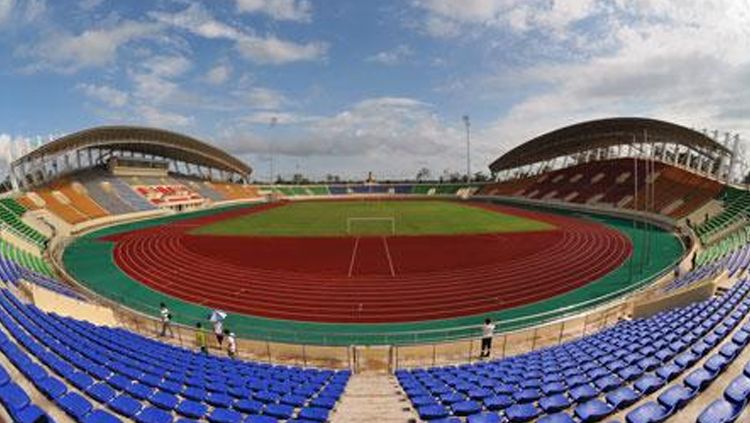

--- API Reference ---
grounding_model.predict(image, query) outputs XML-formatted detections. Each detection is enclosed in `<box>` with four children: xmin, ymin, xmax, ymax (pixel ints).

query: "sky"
<box><xmin>1</xmin><ymin>0</ymin><xmax>749</xmax><ymax>181</ymax></box>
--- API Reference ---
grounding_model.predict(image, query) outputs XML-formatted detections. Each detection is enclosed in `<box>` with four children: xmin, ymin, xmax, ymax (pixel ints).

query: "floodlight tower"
<box><xmin>463</xmin><ymin>115</ymin><xmax>471</xmax><ymax>181</ymax></box>
<box><xmin>269</xmin><ymin>116</ymin><xmax>278</xmax><ymax>184</ymax></box>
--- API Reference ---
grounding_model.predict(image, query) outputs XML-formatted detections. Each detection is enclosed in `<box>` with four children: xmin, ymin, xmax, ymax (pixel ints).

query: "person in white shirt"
<box><xmin>159</xmin><ymin>303</ymin><xmax>173</xmax><ymax>337</ymax></box>
<box><xmin>481</xmin><ymin>318</ymin><xmax>496</xmax><ymax>358</ymax></box>
<box><xmin>213</xmin><ymin>319</ymin><xmax>224</xmax><ymax>346</ymax></box>
<box><xmin>225</xmin><ymin>329</ymin><xmax>237</xmax><ymax>358</ymax></box>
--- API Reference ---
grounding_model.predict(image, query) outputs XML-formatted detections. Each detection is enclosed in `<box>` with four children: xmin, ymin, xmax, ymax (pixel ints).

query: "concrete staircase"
<box><xmin>331</xmin><ymin>374</ymin><xmax>417</xmax><ymax>423</ymax></box>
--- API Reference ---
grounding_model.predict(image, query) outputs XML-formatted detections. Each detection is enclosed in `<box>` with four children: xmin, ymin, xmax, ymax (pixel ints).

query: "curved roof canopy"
<box><xmin>489</xmin><ymin>117</ymin><xmax>731</xmax><ymax>172</ymax></box>
<box><xmin>13</xmin><ymin>126</ymin><xmax>251</xmax><ymax>176</ymax></box>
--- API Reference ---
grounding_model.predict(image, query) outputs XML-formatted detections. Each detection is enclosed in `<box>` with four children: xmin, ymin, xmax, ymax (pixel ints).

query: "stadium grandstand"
<box><xmin>1</xmin><ymin>118</ymin><xmax>750</xmax><ymax>423</ymax></box>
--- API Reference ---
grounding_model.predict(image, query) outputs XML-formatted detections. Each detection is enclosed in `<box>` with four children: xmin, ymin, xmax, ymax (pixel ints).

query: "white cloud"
<box><xmin>239</xmin><ymin>87</ymin><xmax>288</xmax><ymax>110</ymax></box>
<box><xmin>469</xmin><ymin>0</ymin><xmax>750</xmax><ymax>168</ymax></box>
<box><xmin>227</xmin><ymin>97</ymin><xmax>460</xmax><ymax>158</ymax></box>
<box><xmin>366</xmin><ymin>44</ymin><xmax>413</xmax><ymax>66</ymax></box>
<box><xmin>235</xmin><ymin>35</ymin><xmax>326</xmax><ymax>64</ymax></box>
<box><xmin>138</xmin><ymin>105</ymin><xmax>192</xmax><ymax>127</ymax></box>
<box><xmin>129</xmin><ymin>55</ymin><xmax>192</xmax><ymax>105</ymax></box>
<box><xmin>0</xmin><ymin>0</ymin><xmax>14</xmax><ymax>24</ymax></box>
<box><xmin>21</xmin><ymin>20</ymin><xmax>160</xmax><ymax>72</ymax></box>
<box><xmin>238</xmin><ymin>111</ymin><xmax>310</xmax><ymax>126</ymax></box>
<box><xmin>77</xmin><ymin>83</ymin><xmax>129</xmax><ymax>108</ymax></box>
<box><xmin>411</xmin><ymin>0</ymin><xmax>600</xmax><ymax>38</ymax></box>
<box><xmin>236</xmin><ymin>0</ymin><xmax>312</xmax><ymax>22</ymax></box>
<box><xmin>205</xmin><ymin>64</ymin><xmax>232</xmax><ymax>85</ymax></box>
<box><xmin>151</xmin><ymin>4</ymin><xmax>326</xmax><ymax>65</ymax></box>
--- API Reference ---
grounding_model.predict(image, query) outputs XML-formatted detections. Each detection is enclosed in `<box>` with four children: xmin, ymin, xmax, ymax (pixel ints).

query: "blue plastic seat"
<box><xmin>149</xmin><ymin>391</ymin><xmax>179</xmax><ymax>410</ymax></box>
<box><xmin>656</xmin><ymin>364</ymin><xmax>681</xmax><ymax>382</ymax></box>
<box><xmin>451</xmin><ymin>400</ymin><xmax>482</xmax><ymax>416</ymax></box>
<box><xmin>467</xmin><ymin>412</ymin><xmax>502</xmax><ymax>423</ymax></box>
<box><xmin>483</xmin><ymin>394</ymin><xmax>513</xmax><ymax>410</ymax></box>
<box><xmin>725</xmin><ymin>374</ymin><xmax>750</xmax><ymax>405</ymax></box>
<box><xmin>570</xmin><ymin>384</ymin><xmax>599</xmax><ymax>403</ymax></box>
<box><xmin>87</xmin><ymin>382</ymin><xmax>116</xmax><ymax>403</ymax></box>
<box><xmin>634</xmin><ymin>375</ymin><xmax>665</xmax><ymax>394</ymax></box>
<box><xmin>126</xmin><ymin>382</ymin><xmax>155</xmax><ymax>400</ymax></box>
<box><xmin>538</xmin><ymin>413</ymin><xmax>575</xmax><ymax>423</ymax></box>
<box><xmin>606</xmin><ymin>386</ymin><xmax>640</xmax><ymax>409</ymax></box>
<box><xmin>135</xmin><ymin>406</ymin><xmax>174</xmax><ymax>423</ymax></box>
<box><xmin>539</xmin><ymin>394</ymin><xmax>570</xmax><ymax>413</ymax></box>
<box><xmin>298</xmin><ymin>407</ymin><xmax>329</xmax><ymax>422</ymax></box>
<box><xmin>626</xmin><ymin>401</ymin><xmax>668</xmax><ymax>423</ymax></box>
<box><xmin>505</xmin><ymin>402</ymin><xmax>539</xmax><ymax>422</ymax></box>
<box><xmin>57</xmin><ymin>392</ymin><xmax>93</xmax><ymax>420</ymax></box>
<box><xmin>208</xmin><ymin>408</ymin><xmax>243</xmax><ymax>423</ymax></box>
<box><xmin>310</xmin><ymin>395</ymin><xmax>336</xmax><ymax>409</ymax></box>
<box><xmin>418</xmin><ymin>404</ymin><xmax>449</xmax><ymax>420</ymax></box>
<box><xmin>575</xmin><ymin>399</ymin><xmax>614</xmax><ymax>422</ymax></box>
<box><xmin>67</xmin><ymin>372</ymin><xmax>94</xmax><ymax>391</ymax></box>
<box><xmin>84</xmin><ymin>409</ymin><xmax>123</xmax><ymax>423</ymax></box>
<box><xmin>244</xmin><ymin>416</ymin><xmax>278</xmax><ymax>423</ymax></box>
<box><xmin>234</xmin><ymin>398</ymin><xmax>264</xmax><ymax>414</ymax></box>
<box><xmin>207</xmin><ymin>392</ymin><xmax>233</xmax><ymax>408</ymax></box>
<box><xmin>685</xmin><ymin>368</ymin><xmax>715</xmax><ymax>392</ymax></box>
<box><xmin>704</xmin><ymin>355</ymin><xmax>730</xmax><ymax>375</ymax></box>
<box><xmin>594</xmin><ymin>375</ymin><xmax>622</xmax><ymax>392</ymax></box>
<box><xmin>109</xmin><ymin>394</ymin><xmax>143</xmax><ymax>417</ymax></box>
<box><xmin>265</xmin><ymin>403</ymin><xmax>295</xmax><ymax>420</ymax></box>
<box><xmin>721</xmin><ymin>342</ymin><xmax>741</xmax><ymax>359</ymax></box>
<box><xmin>542</xmin><ymin>382</ymin><xmax>566</xmax><ymax>395</ymax></box>
<box><xmin>697</xmin><ymin>399</ymin><xmax>742</xmax><ymax>423</ymax></box>
<box><xmin>0</xmin><ymin>383</ymin><xmax>30</xmax><ymax>413</ymax></box>
<box><xmin>657</xmin><ymin>385</ymin><xmax>693</xmax><ymax>414</ymax></box>
<box><xmin>440</xmin><ymin>392</ymin><xmax>465</xmax><ymax>404</ymax></box>
<box><xmin>182</xmin><ymin>387</ymin><xmax>207</xmax><ymax>402</ymax></box>
<box><xmin>176</xmin><ymin>400</ymin><xmax>208</xmax><ymax>419</ymax></box>
<box><xmin>13</xmin><ymin>404</ymin><xmax>50</xmax><ymax>423</ymax></box>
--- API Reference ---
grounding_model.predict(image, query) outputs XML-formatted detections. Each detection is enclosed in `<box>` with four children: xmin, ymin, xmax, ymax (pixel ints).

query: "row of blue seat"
<box><xmin>398</xmin><ymin>280</ymin><xmax>750</xmax><ymax>422</ymax></box>
<box><xmin>0</xmin><ymin>253</ymin><xmax>82</xmax><ymax>300</ymax></box>
<box><xmin>0</xmin><ymin>288</ymin><xmax>349</xmax><ymax>422</ymax></box>
<box><xmin>664</xmin><ymin>243</ymin><xmax>750</xmax><ymax>292</ymax></box>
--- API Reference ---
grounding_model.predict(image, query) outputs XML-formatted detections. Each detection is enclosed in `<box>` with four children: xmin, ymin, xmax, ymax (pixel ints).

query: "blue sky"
<box><xmin>1</xmin><ymin>0</ymin><xmax>748</xmax><ymax>181</ymax></box>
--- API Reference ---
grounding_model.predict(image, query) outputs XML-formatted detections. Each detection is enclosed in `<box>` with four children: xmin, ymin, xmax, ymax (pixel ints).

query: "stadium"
<box><xmin>0</xmin><ymin>115</ymin><xmax>747</xmax><ymax>423</ymax></box>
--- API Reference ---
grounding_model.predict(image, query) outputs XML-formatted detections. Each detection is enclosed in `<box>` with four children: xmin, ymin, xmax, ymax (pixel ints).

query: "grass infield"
<box><xmin>190</xmin><ymin>199</ymin><xmax>555</xmax><ymax>237</ymax></box>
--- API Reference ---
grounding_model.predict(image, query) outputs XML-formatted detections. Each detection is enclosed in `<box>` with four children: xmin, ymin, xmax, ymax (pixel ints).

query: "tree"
<box><xmin>416</xmin><ymin>167</ymin><xmax>431</xmax><ymax>181</ymax></box>
<box><xmin>473</xmin><ymin>171</ymin><xmax>489</xmax><ymax>182</ymax></box>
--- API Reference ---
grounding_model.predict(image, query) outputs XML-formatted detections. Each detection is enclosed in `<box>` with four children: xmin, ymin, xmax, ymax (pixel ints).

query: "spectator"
<box><xmin>213</xmin><ymin>318</ymin><xmax>225</xmax><ymax>346</ymax></box>
<box><xmin>195</xmin><ymin>323</ymin><xmax>208</xmax><ymax>355</ymax></box>
<box><xmin>225</xmin><ymin>329</ymin><xmax>237</xmax><ymax>358</ymax></box>
<box><xmin>159</xmin><ymin>303</ymin><xmax>173</xmax><ymax>337</ymax></box>
<box><xmin>480</xmin><ymin>318</ymin><xmax>496</xmax><ymax>358</ymax></box>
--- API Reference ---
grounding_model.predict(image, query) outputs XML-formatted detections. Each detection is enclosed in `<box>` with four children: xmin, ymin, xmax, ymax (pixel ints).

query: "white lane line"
<box><xmin>382</xmin><ymin>236</ymin><xmax>396</xmax><ymax>277</ymax></box>
<box><xmin>348</xmin><ymin>236</ymin><xmax>360</xmax><ymax>277</ymax></box>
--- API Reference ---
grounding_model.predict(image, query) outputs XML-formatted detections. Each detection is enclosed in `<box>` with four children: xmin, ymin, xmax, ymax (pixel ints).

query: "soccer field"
<box><xmin>191</xmin><ymin>200</ymin><xmax>555</xmax><ymax>237</ymax></box>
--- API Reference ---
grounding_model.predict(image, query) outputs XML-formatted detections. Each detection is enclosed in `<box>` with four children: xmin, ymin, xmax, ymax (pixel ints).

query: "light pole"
<box><xmin>269</xmin><ymin>116</ymin><xmax>278</xmax><ymax>184</ymax></box>
<box><xmin>463</xmin><ymin>115</ymin><xmax>471</xmax><ymax>181</ymax></box>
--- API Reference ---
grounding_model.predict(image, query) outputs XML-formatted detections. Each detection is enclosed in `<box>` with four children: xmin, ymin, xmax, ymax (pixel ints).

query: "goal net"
<box><xmin>346</xmin><ymin>217</ymin><xmax>396</xmax><ymax>236</ymax></box>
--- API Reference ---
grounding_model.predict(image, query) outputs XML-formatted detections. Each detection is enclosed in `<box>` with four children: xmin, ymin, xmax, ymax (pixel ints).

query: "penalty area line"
<box><xmin>348</xmin><ymin>236</ymin><xmax>360</xmax><ymax>277</ymax></box>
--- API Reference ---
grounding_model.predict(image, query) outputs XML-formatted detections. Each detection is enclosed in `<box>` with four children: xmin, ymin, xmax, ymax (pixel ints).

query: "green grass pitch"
<box><xmin>191</xmin><ymin>200</ymin><xmax>555</xmax><ymax>237</ymax></box>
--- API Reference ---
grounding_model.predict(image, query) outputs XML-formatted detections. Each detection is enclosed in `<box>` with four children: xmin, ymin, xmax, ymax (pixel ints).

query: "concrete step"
<box><xmin>331</xmin><ymin>374</ymin><xmax>417</xmax><ymax>423</ymax></box>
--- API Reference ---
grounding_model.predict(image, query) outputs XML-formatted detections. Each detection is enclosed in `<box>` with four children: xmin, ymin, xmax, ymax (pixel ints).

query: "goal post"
<box><xmin>346</xmin><ymin>217</ymin><xmax>396</xmax><ymax>236</ymax></box>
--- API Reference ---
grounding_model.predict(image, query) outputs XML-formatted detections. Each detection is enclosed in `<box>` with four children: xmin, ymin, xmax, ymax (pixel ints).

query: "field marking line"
<box><xmin>348</xmin><ymin>236</ymin><xmax>360</xmax><ymax>277</ymax></box>
<box><xmin>382</xmin><ymin>236</ymin><xmax>396</xmax><ymax>277</ymax></box>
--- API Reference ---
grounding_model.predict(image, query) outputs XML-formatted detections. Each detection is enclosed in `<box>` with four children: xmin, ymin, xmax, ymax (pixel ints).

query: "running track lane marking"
<box><xmin>382</xmin><ymin>236</ymin><xmax>396</xmax><ymax>277</ymax></box>
<box><xmin>348</xmin><ymin>236</ymin><xmax>360</xmax><ymax>277</ymax></box>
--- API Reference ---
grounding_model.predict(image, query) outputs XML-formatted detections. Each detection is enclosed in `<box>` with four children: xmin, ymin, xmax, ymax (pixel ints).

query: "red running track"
<box><xmin>104</xmin><ymin>201</ymin><xmax>632</xmax><ymax>323</ymax></box>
